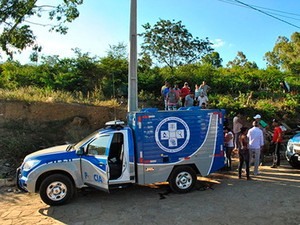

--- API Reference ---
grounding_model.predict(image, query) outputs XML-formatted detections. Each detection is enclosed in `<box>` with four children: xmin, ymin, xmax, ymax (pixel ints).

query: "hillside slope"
<box><xmin>0</xmin><ymin>101</ymin><xmax>127</xmax><ymax>178</ymax></box>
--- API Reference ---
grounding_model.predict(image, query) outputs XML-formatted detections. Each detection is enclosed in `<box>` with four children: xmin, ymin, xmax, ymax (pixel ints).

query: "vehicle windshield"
<box><xmin>74</xmin><ymin>130</ymin><xmax>101</xmax><ymax>150</ymax></box>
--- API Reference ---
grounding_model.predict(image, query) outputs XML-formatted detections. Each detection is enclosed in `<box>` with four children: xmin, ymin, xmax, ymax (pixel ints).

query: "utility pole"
<box><xmin>128</xmin><ymin>0</ymin><xmax>138</xmax><ymax>112</ymax></box>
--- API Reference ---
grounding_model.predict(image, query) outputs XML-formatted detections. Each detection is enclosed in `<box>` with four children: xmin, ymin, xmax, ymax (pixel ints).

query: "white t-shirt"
<box><xmin>225</xmin><ymin>131</ymin><xmax>234</xmax><ymax>147</ymax></box>
<box><xmin>247</xmin><ymin>127</ymin><xmax>264</xmax><ymax>149</ymax></box>
<box><xmin>197</xmin><ymin>95</ymin><xmax>208</xmax><ymax>107</ymax></box>
<box><xmin>233</xmin><ymin>116</ymin><xmax>242</xmax><ymax>134</ymax></box>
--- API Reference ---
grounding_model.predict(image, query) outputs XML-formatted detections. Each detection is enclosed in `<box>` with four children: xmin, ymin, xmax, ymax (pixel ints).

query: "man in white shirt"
<box><xmin>197</xmin><ymin>92</ymin><xmax>208</xmax><ymax>108</ymax></box>
<box><xmin>253</xmin><ymin>114</ymin><xmax>268</xmax><ymax>165</ymax></box>
<box><xmin>247</xmin><ymin>121</ymin><xmax>264</xmax><ymax>175</ymax></box>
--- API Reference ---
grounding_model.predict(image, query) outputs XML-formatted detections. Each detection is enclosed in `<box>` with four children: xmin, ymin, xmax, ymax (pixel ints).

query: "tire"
<box><xmin>39</xmin><ymin>174</ymin><xmax>74</xmax><ymax>206</ymax></box>
<box><xmin>288</xmin><ymin>160</ymin><xmax>300</xmax><ymax>169</ymax></box>
<box><xmin>169</xmin><ymin>166</ymin><xmax>196</xmax><ymax>193</ymax></box>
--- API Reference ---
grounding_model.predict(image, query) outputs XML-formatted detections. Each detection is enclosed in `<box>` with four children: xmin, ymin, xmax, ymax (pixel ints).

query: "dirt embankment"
<box><xmin>0</xmin><ymin>101</ymin><xmax>127</xmax><ymax>177</ymax></box>
<box><xmin>0</xmin><ymin>101</ymin><xmax>127</xmax><ymax>130</ymax></box>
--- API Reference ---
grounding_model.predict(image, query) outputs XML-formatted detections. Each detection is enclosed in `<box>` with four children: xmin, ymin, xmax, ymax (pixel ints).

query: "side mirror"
<box><xmin>76</xmin><ymin>146</ymin><xmax>85</xmax><ymax>155</ymax></box>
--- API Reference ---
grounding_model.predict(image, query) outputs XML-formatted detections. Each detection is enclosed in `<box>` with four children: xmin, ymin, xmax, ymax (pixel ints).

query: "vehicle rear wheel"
<box><xmin>40</xmin><ymin>174</ymin><xmax>74</xmax><ymax>206</ymax></box>
<box><xmin>169</xmin><ymin>166</ymin><xmax>196</xmax><ymax>193</ymax></box>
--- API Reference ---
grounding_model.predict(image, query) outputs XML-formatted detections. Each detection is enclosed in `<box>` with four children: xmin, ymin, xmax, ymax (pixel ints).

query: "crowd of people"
<box><xmin>161</xmin><ymin>80</ymin><xmax>286</xmax><ymax>180</ymax></box>
<box><xmin>224</xmin><ymin>112</ymin><xmax>284</xmax><ymax>180</ymax></box>
<box><xmin>161</xmin><ymin>80</ymin><xmax>211</xmax><ymax>110</ymax></box>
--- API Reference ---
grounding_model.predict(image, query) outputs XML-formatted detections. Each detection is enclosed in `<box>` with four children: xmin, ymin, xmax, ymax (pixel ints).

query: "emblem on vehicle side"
<box><xmin>155</xmin><ymin>117</ymin><xmax>190</xmax><ymax>153</ymax></box>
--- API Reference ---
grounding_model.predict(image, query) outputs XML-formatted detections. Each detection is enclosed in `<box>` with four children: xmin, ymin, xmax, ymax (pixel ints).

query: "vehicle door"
<box><xmin>80</xmin><ymin>134</ymin><xmax>112</xmax><ymax>192</ymax></box>
<box><xmin>107</xmin><ymin>132</ymin><xmax>131</xmax><ymax>183</ymax></box>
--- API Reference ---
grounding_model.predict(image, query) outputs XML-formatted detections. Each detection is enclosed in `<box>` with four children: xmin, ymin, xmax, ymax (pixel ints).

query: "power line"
<box><xmin>263</xmin><ymin>12</ymin><xmax>300</xmax><ymax>22</ymax></box>
<box><xmin>253</xmin><ymin>5</ymin><xmax>300</xmax><ymax>18</ymax></box>
<box><xmin>221</xmin><ymin>0</ymin><xmax>300</xmax><ymax>17</ymax></box>
<box><xmin>217</xmin><ymin>0</ymin><xmax>300</xmax><ymax>29</ymax></box>
<box><xmin>234</xmin><ymin>0</ymin><xmax>300</xmax><ymax>29</ymax></box>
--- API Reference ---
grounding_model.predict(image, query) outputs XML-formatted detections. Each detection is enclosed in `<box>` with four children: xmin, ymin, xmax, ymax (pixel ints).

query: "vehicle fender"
<box><xmin>27</xmin><ymin>158</ymin><xmax>83</xmax><ymax>192</ymax></box>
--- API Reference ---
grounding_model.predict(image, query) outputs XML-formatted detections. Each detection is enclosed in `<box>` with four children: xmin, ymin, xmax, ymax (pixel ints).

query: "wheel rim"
<box><xmin>175</xmin><ymin>171</ymin><xmax>193</xmax><ymax>190</ymax></box>
<box><xmin>46</xmin><ymin>181</ymin><xmax>67</xmax><ymax>201</ymax></box>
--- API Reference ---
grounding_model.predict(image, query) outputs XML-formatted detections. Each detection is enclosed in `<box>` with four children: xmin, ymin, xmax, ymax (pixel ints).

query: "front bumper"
<box><xmin>286</xmin><ymin>151</ymin><xmax>300</xmax><ymax>166</ymax></box>
<box><xmin>16</xmin><ymin>167</ymin><xmax>28</xmax><ymax>192</ymax></box>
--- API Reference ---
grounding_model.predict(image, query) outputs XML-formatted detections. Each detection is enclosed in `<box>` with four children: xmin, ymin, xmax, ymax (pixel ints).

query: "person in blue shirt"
<box><xmin>184</xmin><ymin>92</ymin><xmax>194</xmax><ymax>107</ymax></box>
<box><xmin>161</xmin><ymin>81</ymin><xmax>170</xmax><ymax>110</ymax></box>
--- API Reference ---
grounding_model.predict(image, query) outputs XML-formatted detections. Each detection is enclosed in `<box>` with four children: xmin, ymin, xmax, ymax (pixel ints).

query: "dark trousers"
<box><xmin>260</xmin><ymin>149</ymin><xmax>265</xmax><ymax>165</ymax></box>
<box><xmin>181</xmin><ymin>97</ymin><xmax>186</xmax><ymax>107</ymax></box>
<box><xmin>225</xmin><ymin>146</ymin><xmax>234</xmax><ymax>170</ymax></box>
<box><xmin>239</xmin><ymin>151</ymin><xmax>250</xmax><ymax>178</ymax></box>
<box><xmin>272</xmin><ymin>142</ymin><xmax>281</xmax><ymax>166</ymax></box>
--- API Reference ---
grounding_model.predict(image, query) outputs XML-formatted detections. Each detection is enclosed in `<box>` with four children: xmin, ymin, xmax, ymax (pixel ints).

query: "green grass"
<box><xmin>0</xmin><ymin>86</ymin><xmax>121</xmax><ymax>107</ymax></box>
<box><xmin>0</xmin><ymin>86</ymin><xmax>299</xmax><ymax>123</ymax></box>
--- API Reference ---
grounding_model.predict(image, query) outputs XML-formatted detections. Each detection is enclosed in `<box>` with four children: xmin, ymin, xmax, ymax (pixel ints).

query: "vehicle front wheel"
<box><xmin>40</xmin><ymin>174</ymin><xmax>74</xmax><ymax>206</ymax></box>
<box><xmin>288</xmin><ymin>159</ymin><xmax>300</xmax><ymax>169</ymax></box>
<box><xmin>169</xmin><ymin>166</ymin><xmax>196</xmax><ymax>193</ymax></box>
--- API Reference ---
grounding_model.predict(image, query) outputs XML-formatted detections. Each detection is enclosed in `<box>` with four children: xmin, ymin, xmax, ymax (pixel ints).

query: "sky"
<box><xmin>2</xmin><ymin>0</ymin><xmax>300</xmax><ymax>68</ymax></box>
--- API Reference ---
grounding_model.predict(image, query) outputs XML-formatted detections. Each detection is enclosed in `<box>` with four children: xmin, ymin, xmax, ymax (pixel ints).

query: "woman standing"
<box><xmin>224</xmin><ymin>127</ymin><xmax>234</xmax><ymax>170</ymax></box>
<box><xmin>238</xmin><ymin>127</ymin><xmax>251</xmax><ymax>180</ymax></box>
<box><xmin>194</xmin><ymin>84</ymin><xmax>200</xmax><ymax>105</ymax></box>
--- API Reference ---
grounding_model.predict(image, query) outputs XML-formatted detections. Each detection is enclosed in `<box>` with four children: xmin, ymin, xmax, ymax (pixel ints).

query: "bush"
<box><xmin>0</xmin><ymin>121</ymin><xmax>53</xmax><ymax>168</ymax></box>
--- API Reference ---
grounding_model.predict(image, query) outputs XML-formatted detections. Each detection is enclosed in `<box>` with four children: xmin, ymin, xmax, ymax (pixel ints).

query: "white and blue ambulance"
<box><xmin>17</xmin><ymin>107</ymin><xmax>226</xmax><ymax>205</ymax></box>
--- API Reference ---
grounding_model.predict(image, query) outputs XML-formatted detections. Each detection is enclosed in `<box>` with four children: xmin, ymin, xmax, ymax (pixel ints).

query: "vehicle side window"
<box><xmin>87</xmin><ymin>135</ymin><xmax>110</xmax><ymax>156</ymax></box>
<box><xmin>109</xmin><ymin>133</ymin><xmax>124</xmax><ymax>162</ymax></box>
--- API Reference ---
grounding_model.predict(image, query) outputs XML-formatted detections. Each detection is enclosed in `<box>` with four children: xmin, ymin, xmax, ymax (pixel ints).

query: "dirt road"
<box><xmin>1</xmin><ymin>160</ymin><xmax>299</xmax><ymax>225</ymax></box>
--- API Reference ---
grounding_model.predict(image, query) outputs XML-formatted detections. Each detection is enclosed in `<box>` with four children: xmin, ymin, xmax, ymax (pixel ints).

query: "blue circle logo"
<box><xmin>155</xmin><ymin>117</ymin><xmax>190</xmax><ymax>153</ymax></box>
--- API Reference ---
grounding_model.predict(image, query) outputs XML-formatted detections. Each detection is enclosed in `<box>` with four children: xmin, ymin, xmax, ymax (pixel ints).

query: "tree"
<box><xmin>140</xmin><ymin>19</ymin><xmax>213</xmax><ymax>73</ymax></box>
<box><xmin>138</xmin><ymin>52</ymin><xmax>153</xmax><ymax>72</ymax></box>
<box><xmin>99</xmin><ymin>44</ymin><xmax>128</xmax><ymax>97</ymax></box>
<box><xmin>227</xmin><ymin>51</ymin><xmax>258</xmax><ymax>69</ymax></box>
<box><xmin>0</xmin><ymin>0</ymin><xmax>83</xmax><ymax>59</ymax></box>
<box><xmin>106</xmin><ymin>42</ymin><xmax>127</xmax><ymax>59</ymax></box>
<box><xmin>38</xmin><ymin>49</ymin><xmax>103</xmax><ymax>94</ymax></box>
<box><xmin>265</xmin><ymin>32</ymin><xmax>300</xmax><ymax>74</ymax></box>
<box><xmin>201</xmin><ymin>51</ymin><xmax>223</xmax><ymax>68</ymax></box>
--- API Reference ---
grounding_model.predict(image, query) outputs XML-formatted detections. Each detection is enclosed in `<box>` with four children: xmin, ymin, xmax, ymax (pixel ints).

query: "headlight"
<box><xmin>287</xmin><ymin>141</ymin><xmax>294</xmax><ymax>153</ymax></box>
<box><xmin>23</xmin><ymin>159</ymin><xmax>41</xmax><ymax>171</ymax></box>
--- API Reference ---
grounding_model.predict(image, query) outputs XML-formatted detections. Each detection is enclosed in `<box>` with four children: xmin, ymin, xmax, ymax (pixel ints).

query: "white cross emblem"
<box><xmin>155</xmin><ymin>117</ymin><xmax>190</xmax><ymax>153</ymax></box>
<box><xmin>160</xmin><ymin>122</ymin><xmax>185</xmax><ymax>147</ymax></box>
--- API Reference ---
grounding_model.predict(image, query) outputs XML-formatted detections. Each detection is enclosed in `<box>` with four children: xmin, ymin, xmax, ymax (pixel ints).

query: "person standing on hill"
<box><xmin>194</xmin><ymin>84</ymin><xmax>200</xmax><ymax>101</ymax></box>
<box><xmin>199</xmin><ymin>80</ymin><xmax>211</xmax><ymax>96</ymax></box>
<box><xmin>197</xmin><ymin>92</ymin><xmax>209</xmax><ymax>108</ymax></box>
<box><xmin>161</xmin><ymin>82</ymin><xmax>170</xmax><ymax>110</ymax></box>
<box><xmin>184</xmin><ymin>92</ymin><xmax>194</xmax><ymax>107</ymax></box>
<box><xmin>161</xmin><ymin>80</ymin><xmax>169</xmax><ymax>96</ymax></box>
<box><xmin>271</xmin><ymin>119</ymin><xmax>283</xmax><ymax>168</ymax></box>
<box><xmin>173</xmin><ymin>84</ymin><xmax>182</xmax><ymax>108</ymax></box>
<box><xmin>166</xmin><ymin>86</ymin><xmax>179</xmax><ymax>110</ymax></box>
<box><xmin>180</xmin><ymin>82</ymin><xmax>190</xmax><ymax>107</ymax></box>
